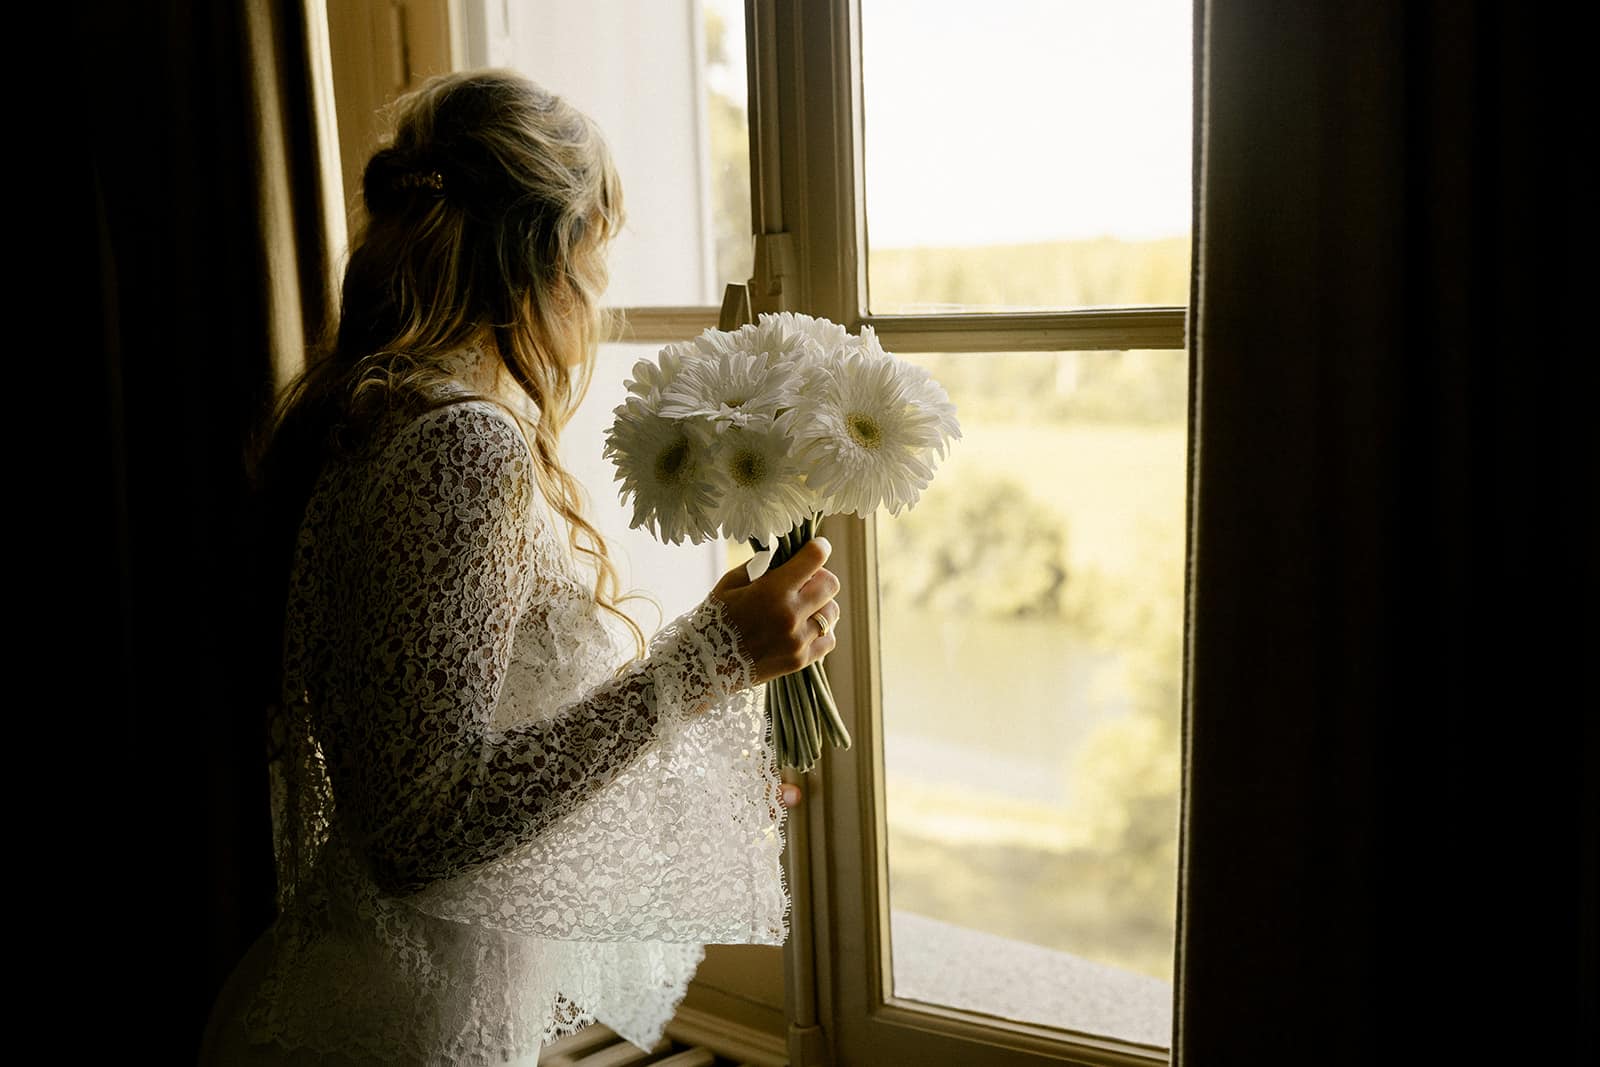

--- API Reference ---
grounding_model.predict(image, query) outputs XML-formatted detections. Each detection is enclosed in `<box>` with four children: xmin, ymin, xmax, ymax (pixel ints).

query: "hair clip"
<box><xmin>396</xmin><ymin>169</ymin><xmax>446</xmax><ymax>195</ymax></box>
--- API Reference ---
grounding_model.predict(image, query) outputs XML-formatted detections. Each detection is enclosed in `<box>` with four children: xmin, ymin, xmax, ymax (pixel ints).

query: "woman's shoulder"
<box><xmin>354</xmin><ymin>347</ymin><xmax>541</xmax><ymax>460</ymax></box>
<box><xmin>390</xmin><ymin>396</ymin><xmax>527</xmax><ymax>443</ymax></box>
<box><xmin>378</xmin><ymin>398</ymin><xmax>535</xmax><ymax>474</ymax></box>
<box><xmin>322</xmin><ymin>398</ymin><xmax>539</xmax><ymax>527</ymax></box>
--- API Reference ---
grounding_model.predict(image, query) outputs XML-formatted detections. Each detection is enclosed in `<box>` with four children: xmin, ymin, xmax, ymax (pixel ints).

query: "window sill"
<box><xmin>889</xmin><ymin>910</ymin><xmax>1172</xmax><ymax>1050</ymax></box>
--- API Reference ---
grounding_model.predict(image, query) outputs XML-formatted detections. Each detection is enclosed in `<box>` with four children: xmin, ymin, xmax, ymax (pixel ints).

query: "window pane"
<box><xmin>878</xmin><ymin>349</ymin><xmax>1184</xmax><ymax>1047</ymax></box>
<box><xmin>860</xmin><ymin>0</ymin><xmax>1192</xmax><ymax>313</ymax></box>
<box><xmin>494</xmin><ymin>0</ymin><xmax>751</xmax><ymax>305</ymax></box>
<box><xmin>704</xmin><ymin>0</ymin><xmax>755</xmax><ymax>293</ymax></box>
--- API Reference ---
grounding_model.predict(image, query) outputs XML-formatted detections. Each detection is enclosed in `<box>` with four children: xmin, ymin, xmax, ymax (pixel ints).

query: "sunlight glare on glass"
<box><xmin>860</xmin><ymin>0</ymin><xmax>1192</xmax><ymax>312</ymax></box>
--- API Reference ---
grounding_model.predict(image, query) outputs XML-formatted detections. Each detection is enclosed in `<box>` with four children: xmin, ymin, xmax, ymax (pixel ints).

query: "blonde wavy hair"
<box><xmin>255</xmin><ymin>69</ymin><xmax>644</xmax><ymax>684</ymax></box>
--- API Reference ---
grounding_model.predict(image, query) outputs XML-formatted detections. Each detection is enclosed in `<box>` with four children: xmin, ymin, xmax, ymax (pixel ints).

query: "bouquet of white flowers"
<box><xmin>604</xmin><ymin>311</ymin><xmax>961</xmax><ymax>771</ymax></box>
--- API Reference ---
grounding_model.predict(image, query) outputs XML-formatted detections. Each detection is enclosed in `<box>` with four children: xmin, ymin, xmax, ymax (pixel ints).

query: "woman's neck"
<box><xmin>438</xmin><ymin>343</ymin><xmax>543</xmax><ymax>426</ymax></box>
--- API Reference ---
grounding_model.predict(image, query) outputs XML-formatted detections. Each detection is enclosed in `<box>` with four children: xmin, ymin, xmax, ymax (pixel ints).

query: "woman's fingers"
<box><xmin>805</xmin><ymin>599</ymin><xmax>841</xmax><ymax>637</ymax></box>
<box><xmin>796</xmin><ymin>565</ymin><xmax>842</xmax><ymax>613</ymax></box>
<box><xmin>765</xmin><ymin>536</ymin><xmax>831</xmax><ymax>594</ymax></box>
<box><xmin>710</xmin><ymin>536</ymin><xmax>843</xmax><ymax>685</ymax></box>
<box><xmin>802</xmin><ymin>601</ymin><xmax>840</xmax><ymax>664</ymax></box>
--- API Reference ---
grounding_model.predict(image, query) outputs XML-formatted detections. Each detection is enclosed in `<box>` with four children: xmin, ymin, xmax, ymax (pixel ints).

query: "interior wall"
<box><xmin>326</xmin><ymin>0</ymin><xmax>454</xmax><ymax>220</ymax></box>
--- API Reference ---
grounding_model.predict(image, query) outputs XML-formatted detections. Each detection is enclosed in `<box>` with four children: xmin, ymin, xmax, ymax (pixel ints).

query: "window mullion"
<box><xmin>865</xmin><ymin>309</ymin><xmax>1187</xmax><ymax>353</ymax></box>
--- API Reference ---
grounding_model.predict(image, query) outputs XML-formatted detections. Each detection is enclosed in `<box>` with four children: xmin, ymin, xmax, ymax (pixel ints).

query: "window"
<box><xmin>767</xmin><ymin>2</ymin><xmax>1192</xmax><ymax>1064</ymax></box>
<box><xmin>327</xmin><ymin>2</ymin><xmax>1192</xmax><ymax>1060</ymax></box>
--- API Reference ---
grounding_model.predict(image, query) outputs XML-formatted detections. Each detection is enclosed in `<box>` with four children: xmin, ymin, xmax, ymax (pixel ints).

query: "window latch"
<box><xmin>750</xmin><ymin>231</ymin><xmax>798</xmax><ymax>315</ymax></box>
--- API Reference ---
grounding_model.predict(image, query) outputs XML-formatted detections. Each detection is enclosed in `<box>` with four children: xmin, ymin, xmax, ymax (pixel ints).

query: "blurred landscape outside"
<box><xmin>706</xmin><ymin>0</ymin><xmax>1189</xmax><ymax>1045</ymax></box>
<box><xmin>876</xmin><ymin>348</ymin><xmax>1185</xmax><ymax>1043</ymax></box>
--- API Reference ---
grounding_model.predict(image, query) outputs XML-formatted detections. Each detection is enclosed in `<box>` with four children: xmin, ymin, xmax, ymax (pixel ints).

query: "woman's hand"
<box><xmin>709</xmin><ymin>536</ymin><xmax>841</xmax><ymax>687</ymax></box>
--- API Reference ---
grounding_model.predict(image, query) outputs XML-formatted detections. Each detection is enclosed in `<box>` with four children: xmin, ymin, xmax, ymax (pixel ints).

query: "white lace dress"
<box><xmin>202</xmin><ymin>385</ymin><xmax>788</xmax><ymax>1066</ymax></box>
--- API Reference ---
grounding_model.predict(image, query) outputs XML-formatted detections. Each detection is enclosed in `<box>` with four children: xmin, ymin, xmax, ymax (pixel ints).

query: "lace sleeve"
<box><xmin>328</xmin><ymin>402</ymin><xmax>754</xmax><ymax>897</ymax></box>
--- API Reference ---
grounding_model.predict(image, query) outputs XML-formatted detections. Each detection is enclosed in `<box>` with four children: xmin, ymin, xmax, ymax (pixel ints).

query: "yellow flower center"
<box><xmin>654</xmin><ymin>439</ymin><xmax>690</xmax><ymax>485</ymax></box>
<box><xmin>846</xmin><ymin>412</ymin><xmax>883</xmax><ymax>449</ymax></box>
<box><xmin>730</xmin><ymin>448</ymin><xmax>768</xmax><ymax>487</ymax></box>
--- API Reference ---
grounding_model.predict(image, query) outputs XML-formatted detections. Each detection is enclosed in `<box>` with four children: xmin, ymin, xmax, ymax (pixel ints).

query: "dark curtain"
<box><xmin>72</xmin><ymin>1</ymin><xmax>335</xmax><ymax>1056</ymax></box>
<box><xmin>1179</xmin><ymin>2</ymin><xmax>1592</xmax><ymax>1063</ymax></box>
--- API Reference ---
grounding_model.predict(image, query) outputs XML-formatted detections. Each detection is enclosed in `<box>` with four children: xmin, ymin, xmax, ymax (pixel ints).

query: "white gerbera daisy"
<box><xmin>706</xmin><ymin>422</ymin><xmax>818</xmax><ymax>544</ymax></box>
<box><xmin>784</xmin><ymin>347</ymin><xmax>962</xmax><ymax>517</ymax></box>
<box><xmin>903</xmin><ymin>365</ymin><xmax>960</xmax><ymax>459</ymax></box>
<box><xmin>722</xmin><ymin>315</ymin><xmax>822</xmax><ymax>363</ymax></box>
<box><xmin>623</xmin><ymin>340</ymin><xmax>695</xmax><ymax>407</ymax></box>
<box><xmin>658</xmin><ymin>320</ymin><xmax>806</xmax><ymax>428</ymax></box>
<box><xmin>764</xmin><ymin>310</ymin><xmax>851</xmax><ymax>354</ymax></box>
<box><xmin>603</xmin><ymin>398</ymin><xmax>719</xmax><ymax>544</ymax></box>
<box><xmin>852</xmin><ymin>327</ymin><xmax>962</xmax><ymax>459</ymax></box>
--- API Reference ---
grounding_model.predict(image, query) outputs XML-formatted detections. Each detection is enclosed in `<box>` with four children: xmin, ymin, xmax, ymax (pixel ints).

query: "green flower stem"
<box><xmin>787</xmin><ymin>673</ymin><xmax>811</xmax><ymax>770</ymax></box>
<box><xmin>798</xmin><ymin>675</ymin><xmax>821</xmax><ymax>748</ymax></box>
<box><xmin>749</xmin><ymin>514</ymin><xmax>849</xmax><ymax>772</ymax></box>
<box><xmin>765</xmin><ymin>673</ymin><xmax>778</xmax><ymax>748</ymax></box>
<box><xmin>800</xmin><ymin>666</ymin><xmax>827</xmax><ymax>752</ymax></box>
<box><xmin>815</xmin><ymin>665</ymin><xmax>850</xmax><ymax>747</ymax></box>
<box><xmin>789</xmin><ymin>677</ymin><xmax>805</xmax><ymax>767</ymax></box>
<box><xmin>776</xmin><ymin>673</ymin><xmax>791</xmax><ymax>760</ymax></box>
<box><xmin>801</xmin><ymin>677</ymin><xmax>818</xmax><ymax>766</ymax></box>
<box><xmin>775</xmin><ymin>676</ymin><xmax>793</xmax><ymax>766</ymax></box>
<box><xmin>806</xmin><ymin>662</ymin><xmax>849</xmax><ymax>749</ymax></box>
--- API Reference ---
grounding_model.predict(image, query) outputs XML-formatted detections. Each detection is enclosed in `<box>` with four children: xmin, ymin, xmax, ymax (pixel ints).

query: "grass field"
<box><xmin>869</xmin><ymin>236</ymin><xmax>1191</xmax><ymax>313</ymax></box>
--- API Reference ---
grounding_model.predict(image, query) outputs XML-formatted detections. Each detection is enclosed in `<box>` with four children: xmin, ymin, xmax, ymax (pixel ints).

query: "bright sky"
<box><xmin>706</xmin><ymin>0</ymin><xmax>1192</xmax><ymax>248</ymax></box>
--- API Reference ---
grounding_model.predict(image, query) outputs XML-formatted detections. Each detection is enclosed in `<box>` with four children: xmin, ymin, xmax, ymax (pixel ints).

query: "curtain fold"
<box><xmin>1179</xmin><ymin>2</ymin><xmax>1589</xmax><ymax>1063</ymax></box>
<box><xmin>78</xmin><ymin>0</ymin><xmax>338</xmax><ymax>1055</ymax></box>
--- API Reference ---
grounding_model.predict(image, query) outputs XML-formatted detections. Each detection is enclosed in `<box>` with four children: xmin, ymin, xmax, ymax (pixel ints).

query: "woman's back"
<box><xmin>205</xmin><ymin>377</ymin><xmax>787</xmax><ymax>1066</ymax></box>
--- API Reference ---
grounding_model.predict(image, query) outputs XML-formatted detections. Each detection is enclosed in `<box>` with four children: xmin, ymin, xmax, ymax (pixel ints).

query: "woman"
<box><xmin>200</xmin><ymin>69</ymin><xmax>836</xmax><ymax>1066</ymax></box>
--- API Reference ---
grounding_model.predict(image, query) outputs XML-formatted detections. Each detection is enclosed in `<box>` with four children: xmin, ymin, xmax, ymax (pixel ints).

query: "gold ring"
<box><xmin>812</xmin><ymin>610</ymin><xmax>832</xmax><ymax>637</ymax></box>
